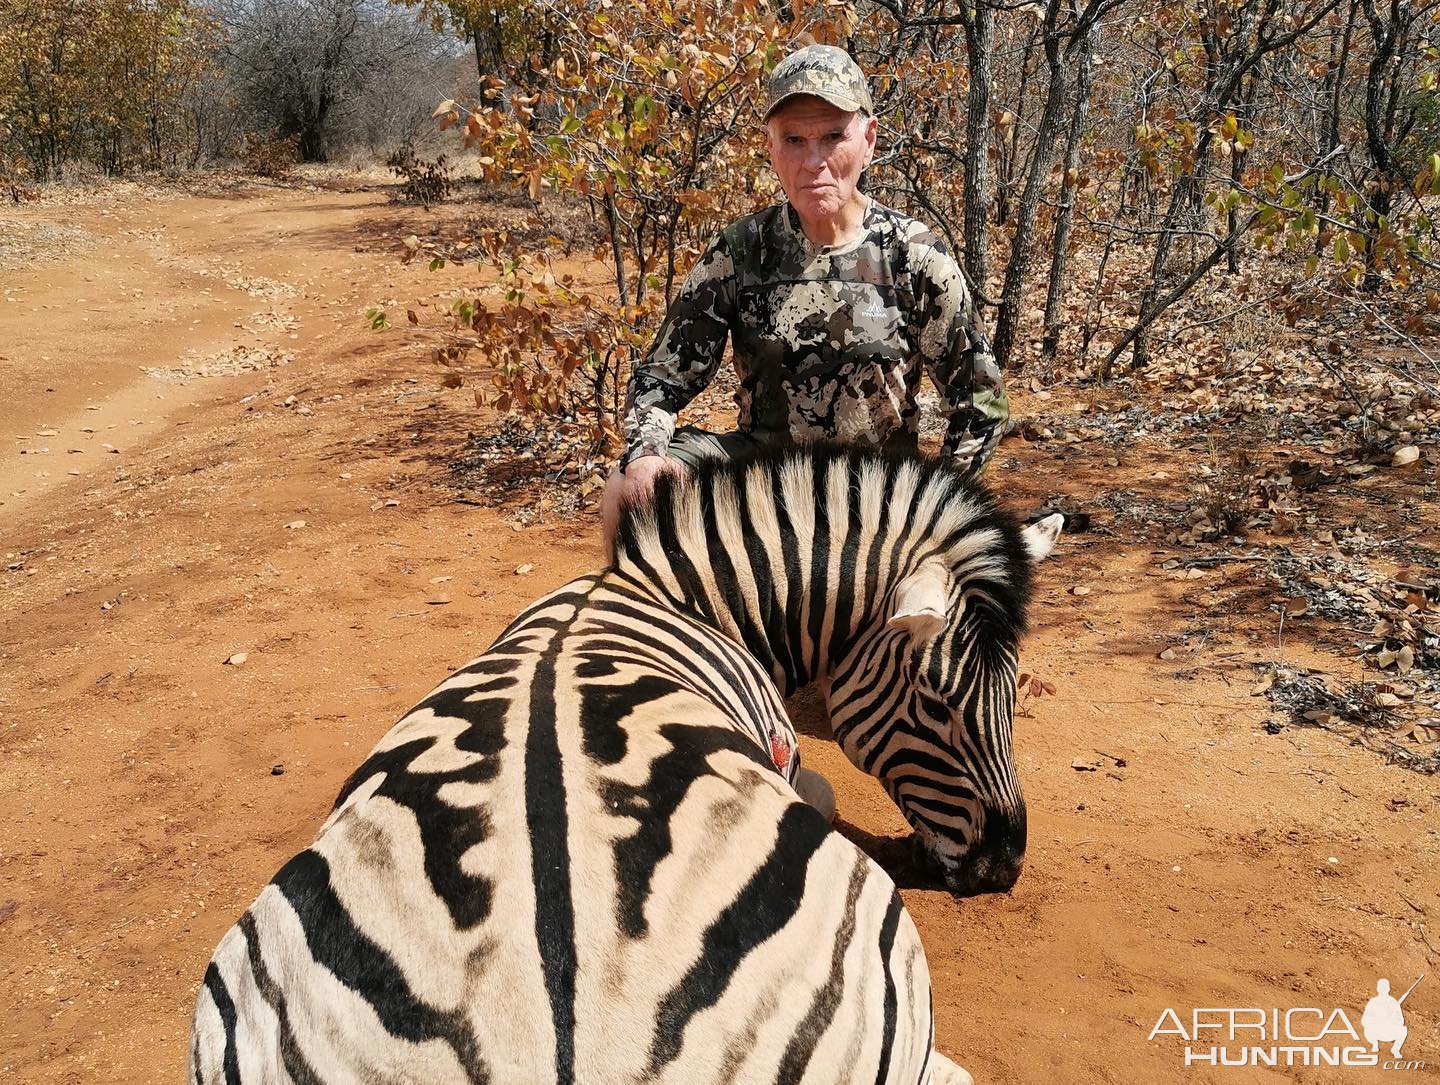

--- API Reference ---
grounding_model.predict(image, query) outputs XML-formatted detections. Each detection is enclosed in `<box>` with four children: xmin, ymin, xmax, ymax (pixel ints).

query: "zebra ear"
<box><xmin>887</xmin><ymin>559</ymin><xmax>952</xmax><ymax>641</ymax></box>
<box><xmin>1022</xmin><ymin>513</ymin><xmax>1064</xmax><ymax>563</ymax></box>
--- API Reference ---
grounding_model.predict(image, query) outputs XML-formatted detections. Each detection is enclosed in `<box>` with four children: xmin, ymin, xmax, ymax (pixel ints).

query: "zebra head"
<box><xmin>823</xmin><ymin>478</ymin><xmax>1062</xmax><ymax>898</ymax></box>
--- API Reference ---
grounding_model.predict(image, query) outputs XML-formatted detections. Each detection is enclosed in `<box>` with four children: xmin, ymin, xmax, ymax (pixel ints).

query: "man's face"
<box><xmin>765</xmin><ymin>96</ymin><xmax>877</xmax><ymax>224</ymax></box>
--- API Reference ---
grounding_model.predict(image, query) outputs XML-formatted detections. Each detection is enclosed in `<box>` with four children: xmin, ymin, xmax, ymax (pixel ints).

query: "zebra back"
<box><xmin>190</xmin><ymin>564</ymin><xmax>956</xmax><ymax>1084</ymax></box>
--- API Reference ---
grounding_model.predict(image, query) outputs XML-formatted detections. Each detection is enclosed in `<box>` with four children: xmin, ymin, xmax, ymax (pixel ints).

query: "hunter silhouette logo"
<box><xmin>1148</xmin><ymin>972</ymin><xmax>1427</xmax><ymax>1070</ymax></box>
<box><xmin>1363</xmin><ymin>975</ymin><xmax>1423</xmax><ymax>1059</ymax></box>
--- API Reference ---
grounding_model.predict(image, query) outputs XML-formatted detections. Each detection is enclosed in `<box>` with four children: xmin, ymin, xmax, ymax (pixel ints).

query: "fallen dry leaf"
<box><xmin>1391</xmin><ymin>445</ymin><xmax>1419</xmax><ymax>467</ymax></box>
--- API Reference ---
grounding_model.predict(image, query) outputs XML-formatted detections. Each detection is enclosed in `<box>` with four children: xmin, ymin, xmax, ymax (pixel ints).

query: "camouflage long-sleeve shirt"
<box><xmin>621</xmin><ymin>198</ymin><xmax>1008</xmax><ymax>473</ymax></box>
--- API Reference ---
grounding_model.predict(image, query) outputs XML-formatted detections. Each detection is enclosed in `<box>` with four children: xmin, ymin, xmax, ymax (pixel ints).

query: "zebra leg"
<box><xmin>928</xmin><ymin>1051</ymin><xmax>976</xmax><ymax>1085</ymax></box>
<box><xmin>792</xmin><ymin>765</ymin><xmax>836</xmax><ymax>824</ymax></box>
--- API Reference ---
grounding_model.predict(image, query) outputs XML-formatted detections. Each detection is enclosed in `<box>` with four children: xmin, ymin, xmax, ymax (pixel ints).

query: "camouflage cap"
<box><xmin>762</xmin><ymin>45</ymin><xmax>874</xmax><ymax>122</ymax></box>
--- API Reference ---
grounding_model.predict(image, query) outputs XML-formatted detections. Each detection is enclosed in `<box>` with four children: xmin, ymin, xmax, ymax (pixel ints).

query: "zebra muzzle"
<box><xmin>913</xmin><ymin>822</ymin><xmax>1027</xmax><ymax>897</ymax></box>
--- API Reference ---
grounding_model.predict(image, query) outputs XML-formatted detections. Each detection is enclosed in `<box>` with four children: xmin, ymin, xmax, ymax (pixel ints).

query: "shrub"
<box><xmin>240</xmin><ymin>134</ymin><xmax>301</xmax><ymax>179</ymax></box>
<box><xmin>386</xmin><ymin>141</ymin><xmax>453</xmax><ymax>208</ymax></box>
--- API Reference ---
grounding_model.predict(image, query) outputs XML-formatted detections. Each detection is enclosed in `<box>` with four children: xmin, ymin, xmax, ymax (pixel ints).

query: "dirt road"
<box><xmin>1</xmin><ymin>181</ymin><xmax>1435</xmax><ymax>1083</ymax></box>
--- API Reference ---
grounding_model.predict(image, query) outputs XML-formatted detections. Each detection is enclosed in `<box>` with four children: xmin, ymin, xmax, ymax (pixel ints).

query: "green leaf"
<box><xmin>429</xmin><ymin>255</ymin><xmax>446</xmax><ymax>272</ymax></box>
<box><xmin>1333</xmin><ymin>234</ymin><xmax>1350</xmax><ymax>263</ymax></box>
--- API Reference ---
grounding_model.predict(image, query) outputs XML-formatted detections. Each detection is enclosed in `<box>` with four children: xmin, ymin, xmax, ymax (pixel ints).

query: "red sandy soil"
<box><xmin>1</xmin><ymin>181</ymin><xmax>1435</xmax><ymax>1084</ymax></box>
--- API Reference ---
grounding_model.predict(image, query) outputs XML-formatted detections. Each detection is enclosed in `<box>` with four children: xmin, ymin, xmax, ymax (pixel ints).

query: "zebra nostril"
<box><xmin>985</xmin><ymin>852</ymin><xmax>1024</xmax><ymax>892</ymax></box>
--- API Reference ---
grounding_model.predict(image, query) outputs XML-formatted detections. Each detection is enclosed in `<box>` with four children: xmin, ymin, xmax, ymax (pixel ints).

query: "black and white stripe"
<box><xmin>619</xmin><ymin>444</ymin><xmax>1059</xmax><ymax>894</ymax></box>
<box><xmin>189</xmin><ymin>444</ymin><xmax>1057</xmax><ymax>1083</ymax></box>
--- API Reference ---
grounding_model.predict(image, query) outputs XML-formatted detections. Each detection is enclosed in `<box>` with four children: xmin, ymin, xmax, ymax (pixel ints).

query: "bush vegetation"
<box><xmin>390</xmin><ymin>0</ymin><xmax>1439</xmax><ymax>452</ymax></box>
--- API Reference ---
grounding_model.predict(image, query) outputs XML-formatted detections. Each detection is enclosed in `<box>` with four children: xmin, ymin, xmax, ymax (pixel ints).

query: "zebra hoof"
<box><xmin>793</xmin><ymin>766</ymin><xmax>836</xmax><ymax>824</ymax></box>
<box><xmin>930</xmin><ymin>1052</ymin><xmax>974</xmax><ymax>1085</ymax></box>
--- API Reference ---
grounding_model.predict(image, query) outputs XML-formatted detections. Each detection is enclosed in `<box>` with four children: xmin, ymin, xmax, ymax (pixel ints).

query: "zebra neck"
<box><xmin>615</xmin><ymin>455</ymin><xmax>982</xmax><ymax>695</ymax></box>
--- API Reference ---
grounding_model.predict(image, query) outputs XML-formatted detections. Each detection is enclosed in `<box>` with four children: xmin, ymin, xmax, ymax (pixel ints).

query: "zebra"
<box><xmin>189</xmin><ymin>443</ymin><xmax>1060</xmax><ymax>1084</ymax></box>
<box><xmin>614</xmin><ymin>444</ymin><xmax>1060</xmax><ymax>895</ymax></box>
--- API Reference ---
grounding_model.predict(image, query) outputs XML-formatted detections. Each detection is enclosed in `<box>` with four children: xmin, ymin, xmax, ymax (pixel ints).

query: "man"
<box><xmin>1362</xmin><ymin>977</ymin><xmax>1415</xmax><ymax>1059</ymax></box>
<box><xmin>603</xmin><ymin>44</ymin><xmax>1008</xmax><ymax>548</ymax></box>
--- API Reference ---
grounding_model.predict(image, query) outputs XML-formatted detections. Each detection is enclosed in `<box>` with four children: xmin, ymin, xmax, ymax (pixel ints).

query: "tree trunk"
<box><xmin>1226</xmin><ymin>79</ymin><xmax>1256</xmax><ymax>275</ymax></box>
<box><xmin>961</xmin><ymin>0</ymin><xmax>996</xmax><ymax>296</ymax></box>
<box><xmin>1040</xmin><ymin>34</ymin><xmax>1093</xmax><ymax>365</ymax></box>
<box><xmin>1316</xmin><ymin>0</ymin><xmax>1359</xmax><ymax>229</ymax></box>
<box><xmin>1080</xmin><ymin>227</ymin><xmax>1115</xmax><ymax>370</ymax></box>
<box><xmin>602</xmin><ymin>192</ymin><xmax>628</xmax><ymax>304</ymax></box>
<box><xmin>1359</xmin><ymin>0</ymin><xmax>1408</xmax><ymax>290</ymax></box>
<box><xmin>996</xmin><ymin>23</ymin><xmax>1041</xmax><ymax>227</ymax></box>
<box><xmin>992</xmin><ymin>0</ymin><xmax>1073</xmax><ymax>368</ymax></box>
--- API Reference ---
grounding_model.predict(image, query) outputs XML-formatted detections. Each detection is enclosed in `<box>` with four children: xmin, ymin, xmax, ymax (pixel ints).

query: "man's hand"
<box><xmin>622</xmin><ymin>454</ymin><xmax>685</xmax><ymax>497</ymax></box>
<box><xmin>602</xmin><ymin>454</ymin><xmax>688</xmax><ymax>557</ymax></box>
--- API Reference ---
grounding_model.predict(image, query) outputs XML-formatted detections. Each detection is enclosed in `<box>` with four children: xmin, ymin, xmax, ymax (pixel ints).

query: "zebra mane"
<box><xmin>613</xmin><ymin>443</ymin><xmax>1034</xmax><ymax>678</ymax></box>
